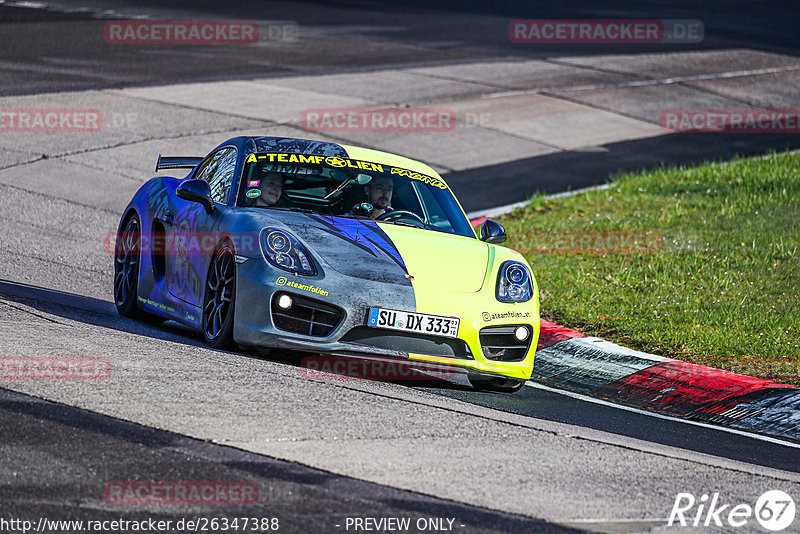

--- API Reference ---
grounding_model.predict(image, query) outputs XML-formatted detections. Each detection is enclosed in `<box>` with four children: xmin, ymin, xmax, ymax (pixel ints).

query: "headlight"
<box><xmin>496</xmin><ymin>261</ymin><xmax>533</xmax><ymax>303</ymax></box>
<box><xmin>260</xmin><ymin>228</ymin><xmax>316</xmax><ymax>276</ymax></box>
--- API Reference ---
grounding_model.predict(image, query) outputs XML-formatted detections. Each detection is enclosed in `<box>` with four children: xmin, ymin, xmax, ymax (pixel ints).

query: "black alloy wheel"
<box><xmin>203</xmin><ymin>244</ymin><xmax>236</xmax><ymax>349</ymax></box>
<box><xmin>114</xmin><ymin>215</ymin><xmax>141</xmax><ymax>316</ymax></box>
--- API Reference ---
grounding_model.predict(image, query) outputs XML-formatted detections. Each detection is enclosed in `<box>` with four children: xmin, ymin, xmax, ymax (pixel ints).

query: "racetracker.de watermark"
<box><xmin>300</xmin><ymin>108</ymin><xmax>456</xmax><ymax>133</ymax></box>
<box><xmin>516</xmin><ymin>230</ymin><xmax>664</xmax><ymax>255</ymax></box>
<box><xmin>301</xmin><ymin>356</ymin><xmax>458</xmax><ymax>382</ymax></box>
<box><xmin>0</xmin><ymin>109</ymin><xmax>102</xmax><ymax>132</ymax></box>
<box><xmin>716</xmin><ymin>361</ymin><xmax>800</xmax><ymax>382</ymax></box>
<box><xmin>1</xmin><ymin>357</ymin><xmax>111</xmax><ymax>380</ymax></box>
<box><xmin>104</xmin><ymin>481</ymin><xmax>259</xmax><ymax>506</ymax></box>
<box><xmin>661</xmin><ymin>109</ymin><xmax>800</xmax><ymax>133</ymax></box>
<box><xmin>509</xmin><ymin>19</ymin><xmax>703</xmax><ymax>43</ymax></box>
<box><xmin>104</xmin><ymin>231</ymin><xmax>262</xmax><ymax>256</ymax></box>
<box><xmin>104</xmin><ymin>20</ymin><xmax>298</xmax><ymax>44</ymax></box>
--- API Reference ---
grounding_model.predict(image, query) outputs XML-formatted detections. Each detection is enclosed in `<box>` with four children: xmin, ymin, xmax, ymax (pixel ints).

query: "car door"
<box><xmin>167</xmin><ymin>146</ymin><xmax>238</xmax><ymax>307</ymax></box>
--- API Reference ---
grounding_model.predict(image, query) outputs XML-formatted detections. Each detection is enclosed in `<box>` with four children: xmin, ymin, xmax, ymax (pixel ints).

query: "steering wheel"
<box><xmin>377</xmin><ymin>210</ymin><xmax>427</xmax><ymax>227</ymax></box>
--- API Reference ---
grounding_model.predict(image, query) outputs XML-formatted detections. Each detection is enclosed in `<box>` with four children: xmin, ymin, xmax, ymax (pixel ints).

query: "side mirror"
<box><xmin>480</xmin><ymin>219</ymin><xmax>506</xmax><ymax>244</ymax></box>
<box><xmin>177</xmin><ymin>179</ymin><xmax>215</xmax><ymax>214</ymax></box>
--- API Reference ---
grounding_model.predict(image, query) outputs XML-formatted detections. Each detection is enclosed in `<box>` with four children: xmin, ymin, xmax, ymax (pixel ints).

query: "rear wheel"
<box><xmin>114</xmin><ymin>214</ymin><xmax>164</xmax><ymax>323</ymax></box>
<box><xmin>114</xmin><ymin>215</ymin><xmax>143</xmax><ymax>317</ymax></box>
<box><xmin>468</xmin><ymin>375</ymin><xmax>526</xmax><ymax>393</ymax></box>
<box><xmin>203</xmin><ymin>243</ymin><xmax>237</xmax><ymax>349</ymax></box>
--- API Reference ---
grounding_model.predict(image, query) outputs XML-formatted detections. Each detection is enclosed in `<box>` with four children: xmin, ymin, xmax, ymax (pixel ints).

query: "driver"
<box><xmin>363</xmin><ymin>175</ymin><xmax>394</xmax><ymax>219</ymax></box>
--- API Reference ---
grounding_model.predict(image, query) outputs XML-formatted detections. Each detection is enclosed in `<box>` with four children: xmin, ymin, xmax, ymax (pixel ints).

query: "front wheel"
<box><xmin>468</xmin><ymin>375</ymin><xmax>526</xmax><ymax>393</ymax></box>
<box><xmin>203</xmin><ymin>243</ymin><xmax>237</xmax><ymax>349</ymax></box>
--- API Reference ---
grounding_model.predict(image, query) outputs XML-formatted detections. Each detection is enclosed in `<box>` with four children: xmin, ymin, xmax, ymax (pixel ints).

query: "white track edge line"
<box><xmin>467</xmin><ymin>184</ymin><xmax>610</xmax><ymax>219</ymax></box>
<box><xmin>467</xmin><ymin>148</ymin><xmax>800</xmax><ymax>220</ymax></box>
<box><xmin>525</xmin><ymin>381</ymin><xmax>800</xmax><ymax>450</ymax></box>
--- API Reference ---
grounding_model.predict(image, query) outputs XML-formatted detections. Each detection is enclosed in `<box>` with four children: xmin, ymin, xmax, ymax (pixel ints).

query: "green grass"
<box><xmin>497</xmin><ymin>151</ymin><xmax>800</xmax><ymax>384</ymax></box>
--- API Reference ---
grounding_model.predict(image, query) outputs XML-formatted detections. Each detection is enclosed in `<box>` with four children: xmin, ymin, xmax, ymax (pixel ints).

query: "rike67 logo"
<box><xmin>669</xmin><ymin>490</ymin><xmax>796</xmax><ymax>531</ymax></box>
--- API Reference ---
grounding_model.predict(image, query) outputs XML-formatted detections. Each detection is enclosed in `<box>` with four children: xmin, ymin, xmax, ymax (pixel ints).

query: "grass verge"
<box><xmin>498</xmin><ymin>151</ymin><xmax>800</xmax><ymax>385</ymax></box>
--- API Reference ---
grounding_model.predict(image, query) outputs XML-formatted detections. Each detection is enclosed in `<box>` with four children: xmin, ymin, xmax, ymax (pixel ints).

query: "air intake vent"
<box><xmin>340</xmin><ymin>327</ymin><xmax>472</xmax><ymax>359</ymax></box>
<box><xmin>271</xmin><ymin>292</ymin><xmax>344</xmax><ymax>337</ymax></box>
<box><xmin>479</xmin><ymin>325</ymin><xmax>532</xmax><ymax>362</ymax></box>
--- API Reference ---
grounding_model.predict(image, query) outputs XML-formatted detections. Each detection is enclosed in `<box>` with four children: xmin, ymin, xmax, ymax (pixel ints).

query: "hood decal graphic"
<box><xmin>361</xmin><ymin>234</ymin><xmax>407</xmax><ymax>272</ymax></box>
<box><xmin>305</xmin><ymin>214</ymin><xmax>407</xmax><ymax>272</ymax></box>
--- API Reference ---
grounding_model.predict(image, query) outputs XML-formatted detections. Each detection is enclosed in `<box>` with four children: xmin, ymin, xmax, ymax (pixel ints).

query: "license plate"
<box><xmin>367</xmin><ymin>307</ymin><xmax>460</xmax><ymax>338</ymax></box>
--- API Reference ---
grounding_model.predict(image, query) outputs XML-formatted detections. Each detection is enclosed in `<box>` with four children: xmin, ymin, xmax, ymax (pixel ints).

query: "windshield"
<box><xmin>236</xmin><ymin>152</ymin><xmax>475</xmax><ymax>238</ymax></box>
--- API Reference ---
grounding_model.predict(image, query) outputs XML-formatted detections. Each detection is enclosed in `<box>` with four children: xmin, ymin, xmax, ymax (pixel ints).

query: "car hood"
<box><xmin>380</xmin><ymin>223</ymin><xmax>489</xmax><ymax>293</ymax></box>
<box><xmin>283</xmin><ymin>214</ymin><xmax>487</xmax><ymax>292</ymax></box>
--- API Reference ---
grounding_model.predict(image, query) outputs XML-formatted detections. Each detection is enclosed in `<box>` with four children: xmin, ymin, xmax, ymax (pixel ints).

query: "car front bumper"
<box><xmin>232</xmin><ymin>259</ymin><xmax>539</xmax><ymax>381</ymax></box>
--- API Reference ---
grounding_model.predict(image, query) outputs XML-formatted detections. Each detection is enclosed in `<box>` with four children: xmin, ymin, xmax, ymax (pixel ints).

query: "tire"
<box><xmin>114</xmin><ymin>214</ymin><xmax>165</xmax><ymax>324</ymax></box>
<box><xmin>203</xmin><ymin>243</ymin><xmax>237</xmax><ymax>349</ymax></box>
<box><xmin>114</xmin><ymin>215</ymin><xmax>144</xmax><ymax>317</ymax></box>
<box><xmin>468</xmin><ymin>375</ymin><xmax>526</xmax><ymax>393</ymax></box>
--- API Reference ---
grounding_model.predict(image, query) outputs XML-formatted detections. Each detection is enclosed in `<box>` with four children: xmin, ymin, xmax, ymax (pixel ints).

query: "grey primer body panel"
<box><xmin>231</xmin><ymin>209</ymin><xmax>418</xmax><ymax>358</ymax></box>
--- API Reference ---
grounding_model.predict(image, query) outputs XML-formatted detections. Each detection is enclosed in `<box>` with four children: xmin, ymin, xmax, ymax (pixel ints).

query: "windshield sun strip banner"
<box><xmin>245</xmin><ymin>153</ymin><xmax>447</xmax><ymax>189</ymax></box>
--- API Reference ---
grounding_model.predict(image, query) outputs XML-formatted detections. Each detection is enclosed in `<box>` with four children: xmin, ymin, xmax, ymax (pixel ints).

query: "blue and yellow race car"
<box><xmin>114</xmin><ymin>137</ymin><xmax>539</xmax><ymax>392</ymax></box>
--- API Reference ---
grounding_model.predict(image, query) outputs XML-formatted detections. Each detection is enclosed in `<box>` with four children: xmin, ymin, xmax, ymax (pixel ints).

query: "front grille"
<box><xmin>271</xmin><ymin>292</ymin><xmax>344</xmax><ymax>337</ymax></box>
<box><xmin>340</xmin><ymin>327</ymin><xmax>472</xmax><ymax>359</ymax></box>
<box><xmin>479</xmin><ymin>325</ymin><xmax>532</xmax><ymax>362</ymax></box>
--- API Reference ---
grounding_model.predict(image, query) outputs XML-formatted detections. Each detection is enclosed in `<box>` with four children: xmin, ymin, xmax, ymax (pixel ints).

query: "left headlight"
<box><xmin>496</xmin><ymin>261</ymin><xmax>533</xmax><ymax>303</ymax></box>
<box><xmin>260</xmin><ymin>228</ymin><xmax>316</xmax><ymax>276</ymax></box>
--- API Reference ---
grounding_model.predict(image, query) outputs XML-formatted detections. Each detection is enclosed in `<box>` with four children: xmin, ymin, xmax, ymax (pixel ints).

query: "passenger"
<box><xmin>261</xmin><ymin>172</ymin><xmax>285</xmax><ymax>206</ymax></box>
<box><xmin>247</xmin><ymin>171</ymin><xmax>287</xmax><ymax>207</ymax></box>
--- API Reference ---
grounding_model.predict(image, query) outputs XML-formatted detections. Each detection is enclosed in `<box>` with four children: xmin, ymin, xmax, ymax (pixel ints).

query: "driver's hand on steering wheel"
<box><xmin>376</xmin><ymin>209</ymin><xmax>428</xmax><ymax>228</ymax></box>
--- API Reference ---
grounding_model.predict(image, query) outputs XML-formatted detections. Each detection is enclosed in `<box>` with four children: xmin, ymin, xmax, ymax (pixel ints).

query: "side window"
<box><xmin>413</xmin><ymin>182</ymin><xmax>472</xmax><ymax>236</ymax></box>
<box><xmin>195</xmin><ymin>147</ymin><xmax>237</xmax><ymax>204</ymax></box>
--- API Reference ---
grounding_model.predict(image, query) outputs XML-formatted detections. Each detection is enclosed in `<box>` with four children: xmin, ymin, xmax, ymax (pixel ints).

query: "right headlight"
<box><xmin>496</xmin><ymin>261</ymin><xmax>533</xmax><ymax>303</ymax></box>
<box><xmin>260</xmin><ymin>228</ymin><xmax>316</xmax><ymax>276</ymax></box>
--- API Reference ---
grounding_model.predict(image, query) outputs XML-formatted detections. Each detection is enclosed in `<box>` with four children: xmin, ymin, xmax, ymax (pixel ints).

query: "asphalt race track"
<box><xmin>1</xmin><ymin>2</ymin><xmax>799</xmax><ymax>533</ymax></box>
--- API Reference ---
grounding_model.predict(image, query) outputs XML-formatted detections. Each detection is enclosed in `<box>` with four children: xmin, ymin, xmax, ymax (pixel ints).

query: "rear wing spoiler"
<box><xmin>155</xmin><ymin>155</ymin><xmax>204</xmax><ymax>173</ymax></box>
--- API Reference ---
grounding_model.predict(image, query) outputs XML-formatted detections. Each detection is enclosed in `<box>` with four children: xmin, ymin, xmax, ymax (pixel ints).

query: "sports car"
<box><xmin>114</xmin><ymin>136</ymin><xmax>540</xmax><ymax>392</ymax></box>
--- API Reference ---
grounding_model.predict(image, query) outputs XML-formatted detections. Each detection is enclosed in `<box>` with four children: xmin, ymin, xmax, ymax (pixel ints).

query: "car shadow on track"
<box><xmin>0</xmin><ymin>278</ymin><xmax>208</xmax><ymax>347</ymax></box>
<box><xmin>0</xmin><ymin>278</ymin><xmax>474</xmax><ymax>392</ymax></box>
